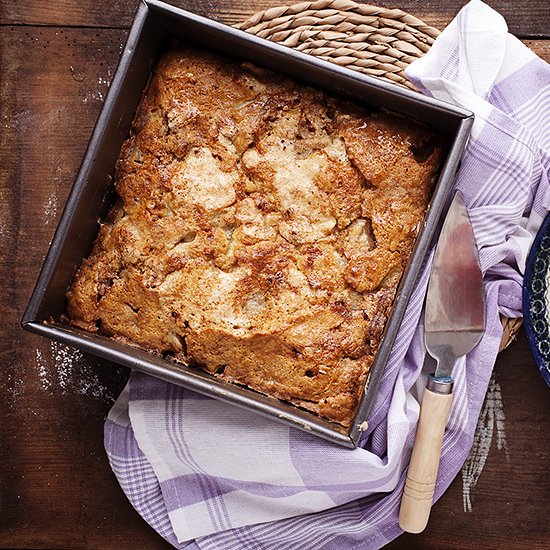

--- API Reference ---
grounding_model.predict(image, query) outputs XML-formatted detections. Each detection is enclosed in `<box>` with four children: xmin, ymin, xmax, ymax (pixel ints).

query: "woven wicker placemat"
<box><xmin>237</xmin><ymin>0</ymin><xmax>522</xmax><ymax>349</ymax></box>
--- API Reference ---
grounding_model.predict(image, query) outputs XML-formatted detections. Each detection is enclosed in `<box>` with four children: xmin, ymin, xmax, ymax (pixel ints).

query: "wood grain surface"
<box><xmin>2</xmin><ymin>0</ymin><xmax>549</xmax><ymax>37</ymax></box>
<box><xmin>1</xmin><ymin>1</ymin><xmax>549</xmax><ymax>548</ymax></box>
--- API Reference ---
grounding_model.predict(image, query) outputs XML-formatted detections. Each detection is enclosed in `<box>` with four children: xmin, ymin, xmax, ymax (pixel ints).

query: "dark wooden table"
<box><xmin>1</xmin><ymin>1</ymin><xmax>549</xmax><ymax>548</ymax></box>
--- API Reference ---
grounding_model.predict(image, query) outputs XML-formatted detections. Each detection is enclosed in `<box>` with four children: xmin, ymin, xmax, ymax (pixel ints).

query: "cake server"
<box><xmin>399</xmin><ymin>191</ymin><xmax>485</xmax><ymax>533</ymax></box>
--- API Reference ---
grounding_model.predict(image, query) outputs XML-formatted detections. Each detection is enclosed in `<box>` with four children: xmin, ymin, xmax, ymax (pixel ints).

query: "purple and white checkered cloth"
<box><xmin>104</xmin><ymin>1</ymin><xmax>550</xmax><ymax>548</ymax></box>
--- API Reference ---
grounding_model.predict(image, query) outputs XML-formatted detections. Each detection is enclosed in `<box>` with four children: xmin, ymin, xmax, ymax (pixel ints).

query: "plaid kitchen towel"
<box><xmin>104</xmin><ymin>1</ymin><xmax>550</xmax><ymax>548</ymax></box>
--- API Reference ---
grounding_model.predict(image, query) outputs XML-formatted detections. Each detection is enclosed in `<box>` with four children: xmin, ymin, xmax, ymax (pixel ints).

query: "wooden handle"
<box><xmin>399</xmin><ymin>387</ymin><xmax>453</xmax><ymax>533</ymax></box>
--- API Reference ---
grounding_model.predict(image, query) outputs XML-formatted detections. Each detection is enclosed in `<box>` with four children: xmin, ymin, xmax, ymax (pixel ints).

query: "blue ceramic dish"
<box><xmin>523</xmin><ymin>212</ymin><xmax>550</xmax><ymax>388</ymax></box>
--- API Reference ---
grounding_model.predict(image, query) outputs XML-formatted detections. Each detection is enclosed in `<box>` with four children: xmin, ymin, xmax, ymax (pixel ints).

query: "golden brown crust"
<box><xmin>66</xmin><ymin>47</ymin><xmax>441</xmax><ymax>425</ymax></box>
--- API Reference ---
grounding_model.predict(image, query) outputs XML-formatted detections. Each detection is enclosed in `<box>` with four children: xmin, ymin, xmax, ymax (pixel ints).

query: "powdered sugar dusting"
<box><xmin>83</xmin><ymin>88</ymin><xmax>105</xmax><ymax>104</ymax></box>
<box><xmin>35</xmin><ymin>349</ymin><xmax>52</xmax><ymax>391</ymax></box>
<box><xmin>51</xmin><ymin>341</ymin><xmax>83</xmax><ymax>391</ymax></box>
<box><xmin>6</xmin><ymin>370</ymin><xmax>25</xmax><ymax>399</ymax></box>
<box><xmin>43</xmin><ymin>194</ymin><xmax>58</xmax><ymax>225</ymax></box>
<box><xmin>461</xmin><ymin>373</ymin><xmax>508</xmax><ymax>512</ymax></box>
<box><xmin>77</xmin><ymin>362</ymin><xmax>117</xmax><ymax>400</ymax></box>
<box><xmin>33</xmin><ymin>342</ymin><xmax>117</xmax><ymax>401</ymax></box>
<box><xmin>83</xmin><ymin>73</ymin><xmax>112</xmax><ymax>104</ymax></box>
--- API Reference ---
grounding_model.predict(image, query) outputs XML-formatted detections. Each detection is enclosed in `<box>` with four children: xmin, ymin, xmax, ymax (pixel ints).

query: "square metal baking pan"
<box><xmin>22</xmin><ymin>0</ymin><xmax>473</xmax><ymax>447</ymax></box>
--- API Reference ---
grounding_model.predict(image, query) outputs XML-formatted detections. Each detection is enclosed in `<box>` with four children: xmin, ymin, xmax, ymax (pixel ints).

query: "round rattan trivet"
<box><xmin>236</xmin><ymin>0</ymin><xmax>440</xmax><ymax>90</ymax></box>
<box><xmin>237</xmin><ymin>0</ymin><xmax>522</xmax><ymax>349</ymax></box>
